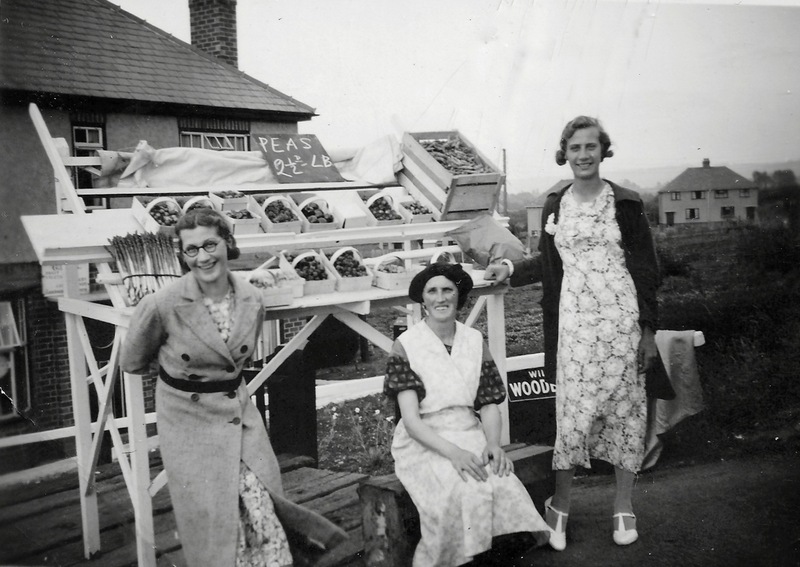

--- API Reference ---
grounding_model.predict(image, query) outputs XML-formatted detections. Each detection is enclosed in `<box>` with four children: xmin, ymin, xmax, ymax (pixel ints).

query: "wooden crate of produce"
<box><xmin>401</xmin><ymin>131</ymin><xmax>504</xmax><ymax>219</ymax></box>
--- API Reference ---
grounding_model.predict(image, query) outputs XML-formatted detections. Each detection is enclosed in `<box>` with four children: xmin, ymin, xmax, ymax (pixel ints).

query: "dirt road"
<box><xmin>506</xmin><ymin>447</ymin><xmax>800</xmax><ymax>567</ymax></box>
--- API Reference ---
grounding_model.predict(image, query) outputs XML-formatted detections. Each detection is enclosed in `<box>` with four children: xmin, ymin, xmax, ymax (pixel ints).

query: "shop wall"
<box><xmin>106</xmin><ymin>113</ymin><xmax>179</xmax><ymax>150</ymax></box>
<box><xmin>0</xmin><ymin>104</ymin><xmax>68</xmax><ymax>265</ymax></box>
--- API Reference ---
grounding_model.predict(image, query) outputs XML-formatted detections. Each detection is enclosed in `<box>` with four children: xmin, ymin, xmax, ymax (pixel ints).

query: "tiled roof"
<box><xmin>0</xmin><ymin>0</ymin><xmax>316</xmax><ymax>117</ymax></box>
<box><xmin>658</xmin><ymin>165</ymin><xmax>756</xmax><ymax>194</ymax></box>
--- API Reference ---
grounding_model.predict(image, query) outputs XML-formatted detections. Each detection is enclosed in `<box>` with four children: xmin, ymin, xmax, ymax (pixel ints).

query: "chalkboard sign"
<box><xmin>255</xmin><ymin>133</ymin><xmax>345</xmax><ymax>183</ymax></box>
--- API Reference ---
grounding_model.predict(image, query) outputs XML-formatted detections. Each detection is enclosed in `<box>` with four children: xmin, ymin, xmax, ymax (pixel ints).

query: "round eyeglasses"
<box><xmin>182</xmin><ymin>239</ymin><xmax>221</xmax><ymax>257</ymax></box>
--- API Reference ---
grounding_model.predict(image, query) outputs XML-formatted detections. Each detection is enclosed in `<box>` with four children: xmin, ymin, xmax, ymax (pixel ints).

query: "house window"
<box><xmin>180</xmin><ymin>132</ymin><xmax>249</xmax><ymax>151</ymax></box>
<box><xmin>685</xmin><ymin>208</ymin><xmax>700</xmax><ymax>220</ymax></box>
<box><xmin>740</xmin><ymin>189</ymin><xmax>751</xmax><ymax>198</ymax></box>
<box><xmin>721</xmin><ymin>206</ymin><xmax>735</xmax><ymax>219</ymax></box>
<box><xmin>690</xmin><ymin>191</ymin><xmax>706</xmax><ymax>200</ymax></box>
<box><xmin>714</xmin><ymin>190</ymin><xmax>729</xmax><ymax>199</ymax></box>
<box><xmin>0</xmin><ymin>299</ymin><xmax>30</xmax><ymax>422</ymax></box>
<box><xmin>72</xmin><ymin>125</ymin><xmax>107</xmax><ymax>209</ymax></box>
<box><xmin>670</xmin><ymin>192</ymin><xmax>681</xmax><ymax>201</ymax></box>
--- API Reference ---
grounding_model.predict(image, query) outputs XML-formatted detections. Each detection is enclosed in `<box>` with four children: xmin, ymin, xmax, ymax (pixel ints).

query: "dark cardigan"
<box><xmin>510</xmin><ymin>180</ymin><xmax>660</xmax><ymax>381</ymax></box>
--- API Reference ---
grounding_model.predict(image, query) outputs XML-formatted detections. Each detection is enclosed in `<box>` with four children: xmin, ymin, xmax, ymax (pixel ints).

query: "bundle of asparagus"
<box><xmin>106</xmin><ymin>233</ymin><xmax>183</xmax><ymax>305</ymax></box>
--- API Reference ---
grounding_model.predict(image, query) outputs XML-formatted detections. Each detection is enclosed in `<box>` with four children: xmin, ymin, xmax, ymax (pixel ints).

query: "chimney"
<box><xmin>702</xmin><ymin>158</ymin><xmax>710</xmax><ymax>168</ymax></box>
<box><xmin>189</xmin><ymin>0</ymin><xmax>238</xmax><ymax>67</ymax></box>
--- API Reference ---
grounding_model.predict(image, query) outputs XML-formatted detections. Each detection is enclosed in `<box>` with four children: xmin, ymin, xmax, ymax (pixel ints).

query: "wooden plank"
<box><xmin>283</xmin><ymin>468</ymin><xmax>369</xmax><ymax>504</ymax></box>
<box><xmin>301</xmin><ymin>484</ymin><xmax>364</xmax><ymax>532</ymax></box>
<box><xmin>74</xmin><ymin>180</ymin><xmax>394</xmax><ymax>198</ymax></box>
<box><xmin>28</xmin><ymin>103</ymin><xmax>86</xmax><ymax>214</ymax></box>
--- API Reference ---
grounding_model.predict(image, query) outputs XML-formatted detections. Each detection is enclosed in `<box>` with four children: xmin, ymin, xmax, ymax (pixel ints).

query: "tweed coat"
<box><xmin>510</xmin><ymin>180</ymin><xmax>660</xmax><ymax>387</ymax></box>
<box><xmin>121</xmin><ymin>272</ymin><xmax>346</xmax><ymax>566</ymax></box>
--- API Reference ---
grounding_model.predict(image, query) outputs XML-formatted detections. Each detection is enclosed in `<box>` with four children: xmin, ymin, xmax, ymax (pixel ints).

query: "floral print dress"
<box><xmin>385</xmin><ymin>321</ymin><xmax>549</xmax><ymax>566</ymax></box>
<box><xmin>552</xmin><ymin>184</ymin><xmax>647</xmax><ymax>473</ymax></box>
<box><xmin>203</xmin><ymin>290</ymin><xmax>293</xmax><ymax>567</ymax></box>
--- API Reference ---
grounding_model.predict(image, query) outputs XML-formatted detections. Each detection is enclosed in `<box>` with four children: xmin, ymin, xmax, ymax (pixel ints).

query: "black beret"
<box><xmin>408</xmin><ymin>262</ymin><xmax>473</xmax><ymax>309</ymax></box>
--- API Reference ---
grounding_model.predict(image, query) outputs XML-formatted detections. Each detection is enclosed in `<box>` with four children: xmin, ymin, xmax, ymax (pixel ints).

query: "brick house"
<box><xmin>0</xmin><ymin>0</ymin><xmax>316</xmax><ymax>472</ymax></box>
<box><xmin>657</xmin><ymin>158</ymin><xmax>758</xmax><ymax>226</ymax></box>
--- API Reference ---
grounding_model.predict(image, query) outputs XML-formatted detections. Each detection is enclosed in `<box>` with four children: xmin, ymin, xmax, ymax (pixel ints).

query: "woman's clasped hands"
<box><xmin>449</xmin><ymin>444</ymin><xmax>514</xmax><ymax>482</ymax></box>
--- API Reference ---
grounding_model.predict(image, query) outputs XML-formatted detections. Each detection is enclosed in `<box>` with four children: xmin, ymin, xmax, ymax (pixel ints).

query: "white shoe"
<box><xmin>544</xmin><ymin>496</ymin><xmax>568</xmax><ymax>551</ymax></box>
<box><xmin>613</xmin><ymin>512</ymin><xmax>638</xmax><ymax>546</ymax></box>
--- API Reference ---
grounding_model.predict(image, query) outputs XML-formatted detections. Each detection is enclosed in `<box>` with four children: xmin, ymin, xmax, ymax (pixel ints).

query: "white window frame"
<box><xmin>685</xmin><ymin>208</ymin><xmax>700</xmax><ymax>220</ymax></box>
<box><xmin>0</xmin><ymin>299</ymin><xmax>30</xmax><ymax>422</ymax></box>
<box><xmin>72</xmin><ymin>125</ymin><xmax>108</xmax><ymax>210</ymax></box>
<box><xmin>721</xmin><ymin>206</ymin><xmax>735</xmax><ymax>219</ymax></box>
<box><xmin>670</xmin><ymin>192</ymin><xmax>681</xmax><ymax>201</ymax></box>
<box><xmin>739</xmin><ymin>189</ymin><xmax>751</xmax><ymax>198</ymax></box>
<box><xmin>714</xmin><ymin>190</ymin><xmax>729</xmax><ymax>199</ymax></box>
<box><xmin>691</xmin><ymin>191</ymin><xmax>706</xmax><ymax>200</ymax></box>
<box><xmin>180</xmin><ymin>132</ymin><xmax>249</xmax><ymax>151</ymax></box>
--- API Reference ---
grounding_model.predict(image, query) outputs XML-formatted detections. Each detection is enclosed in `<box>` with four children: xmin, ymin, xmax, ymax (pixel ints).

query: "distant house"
<box><xmin>0</xmin><ymin>0</ymin><xmax>315</xmax><ymax>470</ymax></box>
<box><xmin>657</xmin><ymin>159</ymin><xmax>758</xmax><ymax>226</ymax></box>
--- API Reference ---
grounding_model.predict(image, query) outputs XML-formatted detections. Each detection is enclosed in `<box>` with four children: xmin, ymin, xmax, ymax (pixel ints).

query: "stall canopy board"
<box><xmin>254</xmin><ymin>133</ymin><xmax>345</xmax><ymax>183</ymax></box>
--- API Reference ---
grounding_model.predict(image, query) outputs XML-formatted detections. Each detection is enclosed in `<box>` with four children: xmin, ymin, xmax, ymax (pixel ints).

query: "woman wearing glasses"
<box><xmin>121</xmin><ymin>208</ymin><xmax>345</xmax><ymax>567</ymax></box>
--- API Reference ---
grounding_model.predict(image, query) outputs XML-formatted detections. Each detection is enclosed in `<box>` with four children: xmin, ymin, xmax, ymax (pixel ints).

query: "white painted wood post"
<box><xmin>486</xmin><ymin>292</ymin><xmax>510</xmax><ymax>445</ymax></box>
<box><xmin>64</xmin><ymin>267</ymin><xmax>101</xmax><ymax>557</ymax></box>
<box><xmin>123</xmin><ymin>367</ymin><xmax>157</xmax><ymax>567</ymax></box>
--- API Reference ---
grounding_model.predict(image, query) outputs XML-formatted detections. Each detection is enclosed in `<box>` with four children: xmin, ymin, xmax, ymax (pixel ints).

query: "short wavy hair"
<box><xmin>175</xmin><ymin>207</ymin><xmax>240</xmax><ymax>261</ymax></box>
<box><xmin>555</xmin><ymin>115</ymin><xmax>614</xmax><ymax>166</ymax></box>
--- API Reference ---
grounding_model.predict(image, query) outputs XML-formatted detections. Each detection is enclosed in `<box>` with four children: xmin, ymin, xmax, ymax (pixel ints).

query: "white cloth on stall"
<box><xmin>642</xmin><ymin>330</ymin><xmax>706</xmax><ymax>470</ymax></box>
<box><xmin>96</xmin><ymin>136</ymin><xmax>403</xmax><ymax>188</ymax></box>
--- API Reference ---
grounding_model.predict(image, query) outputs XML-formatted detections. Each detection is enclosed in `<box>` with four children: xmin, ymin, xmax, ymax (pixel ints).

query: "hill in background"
<box><xmin>504</xmin><ymin>158</ymin><xmax>800</xmax><ymax>209</ymax></box>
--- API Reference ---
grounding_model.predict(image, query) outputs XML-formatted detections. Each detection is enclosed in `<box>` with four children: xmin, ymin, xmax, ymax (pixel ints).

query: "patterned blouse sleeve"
<box><xmin>474</xmin><ymin>341</ymin><xmax>506</xmax><ymax>410</ymax></box>
<box><xmin>383</xmin><ymin>340</ymin><xmax>426</xmax><ymax>402</ymax></box>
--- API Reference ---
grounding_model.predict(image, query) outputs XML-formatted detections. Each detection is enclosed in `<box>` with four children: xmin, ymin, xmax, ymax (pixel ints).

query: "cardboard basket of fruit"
<box><xmin>365</xmin><ymin>254</ymin><xmax>416</xmax><ymax>290</ymax></box>
<box><xmin>180</xmin><ymin>195</ymin><xmax>217</xmax><ymax>214</ymax></box>
<box><xmin>209</xmin><ymin>190</ymin><xmax>250</xmax><ymax>212</ymax></box>
<box><xmin>428</xmin><ymin>249</ymin><xmax>474</xmax><ymax>272</ymax></box>
<box><xmin>324</xmin><ymin>247</ymin><xmax>373</xmax><ymax>292</ymax></box>
<box><xmin>285</xmin><ymin>250</ymin><xmax>337</xmax><ymax>295</ymax></box>
<box><xmin>400</xmin><ymin>131</ymin><xmax>504</xmax><ymax>220</ymax></box>
<box><xmin>296</xmin><ymin>197</ymin><xmax>343</xmax><ymax>232</ymax></box>
<box><xmin>222</xmin><ymin>198</ymin><xmax>263</xmax><ymax>235</ymax></box>
<box><xmin>399</xmin><ymin>197</ymin><xmax>434</xmax><ymax>224</ymax></box>
<box><xmin>237</xmin><ymin>257</ymin><xmax>303</xmax><ymax>306</ymax></box>
<box><xmin>132</xmin><ymin>196</ymin><xmax>182</xmax><ymax>235</ymax></box>
<box><xmin>364</xmin><ymin>192</ymin><xmax>409</xmax><ymax>226</ymax></box>
<box><xmin>260</xmin><ymin>195</ymin><xmax>303</xmax><ymax>234</ymax></box>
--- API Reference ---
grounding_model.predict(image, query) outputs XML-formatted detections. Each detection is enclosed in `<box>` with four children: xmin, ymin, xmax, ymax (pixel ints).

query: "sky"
<box><xmin>109</xmin><ymin>0</ymin><xmax>800</xmax><ymax>191</ymax></box>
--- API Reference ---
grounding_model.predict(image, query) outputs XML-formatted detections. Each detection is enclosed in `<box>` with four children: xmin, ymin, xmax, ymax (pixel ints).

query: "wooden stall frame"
<box><xmin>21</xmin><ymin>103</ymin><xmax>513</xmax><ymax>567</ymax></box>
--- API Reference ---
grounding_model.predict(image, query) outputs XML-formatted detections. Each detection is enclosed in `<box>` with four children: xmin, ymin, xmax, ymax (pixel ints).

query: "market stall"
<box><xmin>21</xmin><ymin>103</ymin><xmax>512</xmax><ymax>566</ymax></box>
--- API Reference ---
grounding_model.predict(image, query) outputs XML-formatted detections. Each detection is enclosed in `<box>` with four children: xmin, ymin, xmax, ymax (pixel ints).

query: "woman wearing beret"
<box><xmin>486</xmin><ymin>116</ymin><xmax>661</xmax><ymax>550</ymax></box>
<box><xmin>121</xmin><ymin>208</ymin><xmax>345</xmax><ymax>567</ymax></box>
<box><xmin>384</xmin><ymin>262</ymin><xmax>549</xmax><ymax>566</ymax></box>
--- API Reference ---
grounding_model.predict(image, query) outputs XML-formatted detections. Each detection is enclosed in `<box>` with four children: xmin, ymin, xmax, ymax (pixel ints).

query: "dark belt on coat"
<box><xmin>159</xmin><ymin>368</ymin><xmax>243</xmax><ymax>393</ymax></box>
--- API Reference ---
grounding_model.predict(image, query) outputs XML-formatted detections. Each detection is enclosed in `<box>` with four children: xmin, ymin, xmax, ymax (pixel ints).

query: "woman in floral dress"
<box><xmin>384</xmin><ymin>262</ymin><xmax>549</xmax><ymax>566</ymax></box>
<box><xmin>486</xmin><ymin>116</ymin><xmax>660</xmax><ymax>550</ymax></box>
